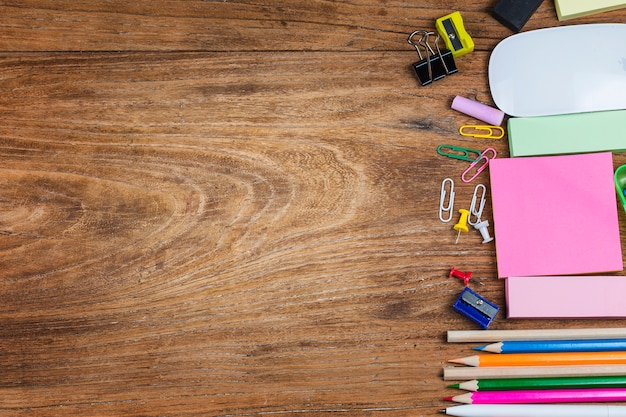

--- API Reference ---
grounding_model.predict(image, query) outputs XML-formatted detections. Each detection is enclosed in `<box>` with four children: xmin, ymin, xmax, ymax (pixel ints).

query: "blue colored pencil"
<box><xmin>475</xmin><ymin>339</ymin><xmax>626</xmax><ymax>354</ymax></box>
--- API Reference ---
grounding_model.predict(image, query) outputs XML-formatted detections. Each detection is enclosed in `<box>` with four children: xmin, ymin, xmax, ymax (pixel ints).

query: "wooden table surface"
<box><xmin>1</xmin><ymin>1</ymin><xmax>625</xmax><ymax>416</ymax></box>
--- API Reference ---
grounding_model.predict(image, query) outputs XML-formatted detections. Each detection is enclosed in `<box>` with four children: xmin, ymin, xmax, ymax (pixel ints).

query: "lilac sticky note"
<box><xmin>506</xmin><ymin>276</ymin><xmax>626</xmax><ymax>318</ymax></box>
<box><xmin>489</xmin><ymin>152</ymin><xmax>623</xmax><ymax>278</ymax></box>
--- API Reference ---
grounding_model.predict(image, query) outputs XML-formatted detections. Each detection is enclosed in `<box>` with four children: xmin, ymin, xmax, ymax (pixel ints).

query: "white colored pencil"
<box><xmin>443</xmin><ymin>364</ymin><xmax>626</xmax><ymax>381</ymax></box>
<box><xmin>448</xmin><ymin>328</ymin><xmax>626</xmax><ymax>343</ymax></box>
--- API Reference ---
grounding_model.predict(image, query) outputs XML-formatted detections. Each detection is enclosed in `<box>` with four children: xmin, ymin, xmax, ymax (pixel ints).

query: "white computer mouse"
<box><xmin>488</xmin><ymin>23</ymin><xmax>626</xmax><ymax>117</ymax></box>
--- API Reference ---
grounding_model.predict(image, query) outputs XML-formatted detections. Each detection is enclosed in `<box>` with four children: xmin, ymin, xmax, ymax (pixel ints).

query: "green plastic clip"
<box><xmin>437</xmin><ymin>144</ymin><xmax>481</xmax><ymax>162</ymax></box>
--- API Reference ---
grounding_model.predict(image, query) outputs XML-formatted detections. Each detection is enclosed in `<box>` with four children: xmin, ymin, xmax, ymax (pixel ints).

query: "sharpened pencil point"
<box><xmin>473</xmin><ymin>345</ymin><xmax>486</xmax><ymax>351</ymax></box>
<box><xmin>438</xmin><ymin>410</ymin><xmax>447</xmax><ymax>414</ymax></box>
<box><xmin>447</xmin><ymin>383</ymin><xmax>460</xmax><ymax>389</ymax></box>
<box><xmin>442</xmin><ymin>397</ymin><xmax>453</xmax><ymax>401</ymax></box>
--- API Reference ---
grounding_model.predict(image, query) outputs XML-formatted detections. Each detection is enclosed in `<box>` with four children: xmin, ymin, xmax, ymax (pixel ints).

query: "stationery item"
<box><xmin>489</xmin><ymin>152</ymin><xmax>623</xmax><ymax>278</ymax></box>
<box><xmin>407</xmin><ymin>30</ymin><xmax>457</xmax><ymax>86</ymax></box>
<box><xmin>616</xmin><ymin>165</ymin><xmax>626</xmax><ymax>214</ymax></box>
<box><xmin>452</xmin><ymin>96</ymin><xmax>505</xmax><ymax>126</ymax></box>
<box><xmin>473</xmin><ymin>220</ymin><xmax>493</xmax><ymax>244</ymax></box>
<box><xmin>507</xmin><ymin>110</ymin><xmax>626</xmax><ymax>157</ymax></box>
<box><xmin>449</xmin><ymin>352</ymin><xmax>626</xmax><ymax>367</ymax></box>
<box><xmin>437</xmin><ymin>144</ymin><xmax>481</xmax><ymax>162</ymax></box>
<box><xmin>555</xmin><ymin>0</ymin><xmax>626</xmax><ymax>20</ymax></box>
<box><xmin>459</xmin><ymin>125</ymin><xmax>504</xmax><ymax>139</ymax></box>
<box><xmin>491</xmin><ymin>0</ymin><xmax>544</xmax><ymax>32</ymax></box>
<box><xmin>436</xmin><ymin>12</ymin><xmax>474</xmax><ymax>58</ymax></box>
<box><xmin>453</xmin><ymin>209</ymin><xmax>470</xmax><ymax>243</ymax></box>
<box><xmin>450</xmin><ymin>267</ymin><xmax>483</xmax><ymax>286</ymax></box>
<box><xmin>449</xmin><ymin>375</ymin><xmax>626</xmax><ymax>392</ymax></box>
<box><xmin>452</xmin><ymin>287</ymin><xmax>499</xmax><ymax>329</ymax></box>
<box><xmin>488</xmin><ymin>24</ymin><xmax>626</xmax><ymax>117</ymax></box>
<box><xmin>467</xmin><ymin>184</ymin><xmax>486</xmax><ymax>225</ymax></box>
<box><xmin>448</xmin><ymin>328</ymin><xmax>626</xmax><ymax>343</ymax></box>
<box><xmin>476</xmin><ymin>339</ymin><xmax>626</xmax><ymax>354</ymax></box>
<box><xmin>506</xmin><ymin>276</ymin><xmax>626</xmax><ymax>318</ymax></box>
<box><xmin>462</xmin><ymin>148</ymin><xmax>496</xmax><ymax>183</ymax></box>
<box><xmin>443</xmin><ymin>364</ymin><xmax>626</xmax><ymax>380</ymax></box>
<box><xmin>439</xmin><ymin>178</ymin><xmax>455</xmax><ymax>222</ymax></box>
<box><xmin>445</xmin><ymin>388</ymin><xmax>626</xmax><ymax>404</ymax></box>
<box><xmin>441</xmin><ymin>404</ymin><xmax>626</xmax><ymax>417</ymax></box>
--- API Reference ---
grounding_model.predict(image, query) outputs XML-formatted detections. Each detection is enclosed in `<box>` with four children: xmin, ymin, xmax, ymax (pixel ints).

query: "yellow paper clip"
<box><xmin>459</xmin><ymin>125</ymin><xmax>505</xmax><ymax>139</ymax></box>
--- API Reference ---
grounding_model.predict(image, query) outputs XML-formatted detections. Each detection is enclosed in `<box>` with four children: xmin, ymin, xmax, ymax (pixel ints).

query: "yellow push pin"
<box><xmin>454</xmin><ymin>209</ymin><xmax>470</xmax><ymax>244</ymax></box>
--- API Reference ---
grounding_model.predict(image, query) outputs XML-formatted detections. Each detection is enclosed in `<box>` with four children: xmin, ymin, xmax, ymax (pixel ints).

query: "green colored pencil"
<box><xmin>448</xmin><ymin>375</ymin><xmax>626</xmax><ymax>392</ymax></box>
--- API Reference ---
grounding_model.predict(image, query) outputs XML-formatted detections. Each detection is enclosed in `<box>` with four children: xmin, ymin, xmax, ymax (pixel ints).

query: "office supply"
<box><xmin>461</xmin><ymin>148</ymin><xmax>495</xmax><ymax>183</ymax></box>
<box><xmin>445</xmin><ymin>388</ymin><xmax>626</xmax><ymax>404</ymax></box>
<box><xmin>437</xmin><ymin>144</ymin><xmax>481</xmax><ymax>162</ymax></box>
<box><xmin>453</xmin><ymin>209</ymin><xmax>470</xmax><ymax>243</ymax></box>
<box><xmin>507</xmin><ymin>110</ymin><xmax>626</xmax><ymax>157</ymax></box>
<box><xmin>450</xmin><ymin>267</ymin><xmax>483</xmax><ymax>286</ymax></box>
<box><xmin>616</xmin><ymin>165</ymin><xmax>626</xmax><ymax>214</ymax></box>
<box><xmin>555</xmin><ymin>0</ymin><xmax>626</xmax><ymax>21</ymax></box>
<box><xmin>451</xmin><ymin>96</ymin><xmax>505</xmax><ymax>126</ymax></box>
<box><xmin>506</xmin><ymin>276</ymin><xmax>626</xmax><ymax>318</ymax></box>
<box><xmin>440</xmin><ymin>404</ymin><xmax>626</xmax><ymax>417</ymax></box>
<box><xmin>436</xmin><ymin>12</ymin><xmax>474</xmax><ymax>58</ymax></box>
<box><xmin>407</xmin><ymin>30</ymin><xmax>457</xmax><ymax>86</ymax></box>
<box><xmin>440</xmin><ymin>178</ymin><xmax>455</xmax><ymax>222</ymax></box>
<box><xmin>448</xmin><ymin>328</ymin><xmax>626</xmax><ymax>343</ymax></box>
<box><xmin>473</xmin><ymin>220</ymin><xmax>493</xmax><ymax>244</ymax></box>
<box><xmin>449</xmin><ymin>352</ymin><xmax>626</xmax><ymax>367</ymax></box>
<box><xmin>491</xmin><ymin>0</ymin><xmax>544</xmax><ymax>32</ymax></box>
<box><xmin>449</xmin><ymin>376</ymin><xmax>626</xmax><ymax>392</ymax></box>
<box><xmin>467</xmin><ymin>184</ymin><xmax>486</xmax><ymax>225</ymax></box>
<box><xmin>488</xmin><ymin>24</ymin><xmax>626</xmax><ymax>117</ymax></box>
<box><xmin>476</xmin><ymin>339</ymin><xmax>626</xmax><ymax>354</ymax></box>
<box><xmin>443</xmin><ymin>364</ymin><xmax>626</xmax><ymax>380</ymax></box>
<box><xmin>489</xmin><ymin>152</ymin><xmax>622</xmax><ymax>278</ymax></box>
<box><xmin>459</xmin><ymin>125</ymin><xmax>504</xmax><ymax>139</ymax></box>
<box><xmin>452</xmin><ymin>287</ymin><xmax>499</xmax><ymax>329</ymax></box>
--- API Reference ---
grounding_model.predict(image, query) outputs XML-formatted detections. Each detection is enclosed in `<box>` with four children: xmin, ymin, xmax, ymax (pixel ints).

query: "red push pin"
<box><xmin>450</xmin><ymin>266</ymin><xmax>484</xmax><ymax>286</ymax></box>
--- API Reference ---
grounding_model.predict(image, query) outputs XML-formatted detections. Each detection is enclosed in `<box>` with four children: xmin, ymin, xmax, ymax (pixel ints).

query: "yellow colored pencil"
<box><xmin>449</xmin><ymin>351</ymin><xmax>626</xmax><ymax>367</ymax></box>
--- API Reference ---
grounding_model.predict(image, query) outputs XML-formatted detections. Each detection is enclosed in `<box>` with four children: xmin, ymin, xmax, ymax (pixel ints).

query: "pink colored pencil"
<box><xmin>444</xmin><ymin>388</ymin><xmax>626</xmax><ymax>404</ymax></box>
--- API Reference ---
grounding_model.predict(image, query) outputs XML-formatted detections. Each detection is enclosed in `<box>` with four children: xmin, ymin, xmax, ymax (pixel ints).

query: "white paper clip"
<box><xmin>439</xmin><ymin>177</ymin><xmax>455</xmax><ymax>222</ymax></box>
<box><xmin>468</xmin><ymin>183</ymin><xmax>486</xmax><ymax>225</ymax></box>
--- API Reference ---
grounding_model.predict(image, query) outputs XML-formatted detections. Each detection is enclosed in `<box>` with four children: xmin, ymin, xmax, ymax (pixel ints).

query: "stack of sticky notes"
<box><xmin>487</xmin><ymin>25</ymin><xmax>625</xmax><ymax>319</ymax></box>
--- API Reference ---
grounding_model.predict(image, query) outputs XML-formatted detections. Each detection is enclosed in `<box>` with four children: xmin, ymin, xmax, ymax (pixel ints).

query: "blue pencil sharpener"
<box><xmin>453</xmin><ymin>287</ymin><xmax>499</xmax><ymax>329</ymax></box>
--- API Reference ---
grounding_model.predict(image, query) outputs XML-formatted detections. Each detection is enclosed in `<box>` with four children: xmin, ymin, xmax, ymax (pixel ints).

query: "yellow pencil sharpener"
<box><xmin>435</xmin><ymin>11</ymin><xmax>475</xmax><ymax>59</ymax></box>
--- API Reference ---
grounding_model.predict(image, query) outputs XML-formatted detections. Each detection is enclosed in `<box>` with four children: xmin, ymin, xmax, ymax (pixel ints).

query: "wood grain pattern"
<box><xmin>0</xmin><ymin>2</ymin><xmax>625</xmax><ymax>416</ymax></box>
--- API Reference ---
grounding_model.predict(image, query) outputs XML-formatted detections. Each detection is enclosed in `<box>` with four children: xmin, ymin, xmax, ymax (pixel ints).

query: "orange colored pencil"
<box><xmin>449</xmin><ymin>351</ymin><xmax>626</xmax><ymax>367</ymax></box>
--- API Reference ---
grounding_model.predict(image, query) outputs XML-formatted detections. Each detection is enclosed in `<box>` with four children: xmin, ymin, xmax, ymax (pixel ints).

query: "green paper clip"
<box><xmin>437</xmin><ymin>144</ymin><xmax>481</xmax><ymax>162</ymax></box>
<box><xmin>615</xmin><ymin>164</ymin><xmax>626</xmax><ymax>214</ymax></box>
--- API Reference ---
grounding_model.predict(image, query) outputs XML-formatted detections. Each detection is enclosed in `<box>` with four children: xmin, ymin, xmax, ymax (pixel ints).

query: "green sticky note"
<box><xmin>508</xmin><ymin>110</ymin><xmax>626</xmax><ymax>157</ymax></box>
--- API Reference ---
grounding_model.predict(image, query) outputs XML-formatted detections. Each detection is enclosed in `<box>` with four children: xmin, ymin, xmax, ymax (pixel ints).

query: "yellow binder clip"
<box><xmin>459</xmin><ymin>125</ymin><xmax>505</xmax><ymax>139</ymax></box>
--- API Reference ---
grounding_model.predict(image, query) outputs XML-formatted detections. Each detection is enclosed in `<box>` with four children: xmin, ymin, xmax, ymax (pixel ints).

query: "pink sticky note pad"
<box><xmin>507</xmin><ymin>276</ymin><xmax>626</xmax><ymax>318</ymax></box>
<box><xmin>489</xmin><ymin>152</ymin><xmax>622</xmax><ymax>278</ymax></box>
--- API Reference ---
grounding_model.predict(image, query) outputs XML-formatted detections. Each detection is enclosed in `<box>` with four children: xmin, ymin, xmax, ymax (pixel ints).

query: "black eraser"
<box><xmin>491</xmin><ymin>0</ymin><xmax>544</xmax><ymax>32</ymax></box>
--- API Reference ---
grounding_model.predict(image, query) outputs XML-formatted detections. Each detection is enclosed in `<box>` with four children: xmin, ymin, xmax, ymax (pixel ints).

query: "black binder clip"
<box><xmin>407</xmin><ymin>30</ymin><xmax>458</xmax><ymax>86</ymax></box>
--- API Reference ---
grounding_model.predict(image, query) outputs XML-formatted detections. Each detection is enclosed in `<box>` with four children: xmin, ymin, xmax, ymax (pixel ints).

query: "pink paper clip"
<box><xmin>461</xmin><ymin>147</ymin><xmax>497</xmax><ymax>183</ymax></box>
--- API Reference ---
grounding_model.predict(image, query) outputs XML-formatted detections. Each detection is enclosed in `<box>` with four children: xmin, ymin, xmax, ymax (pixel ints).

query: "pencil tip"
<box><xmin>442</xmin><ymin>397</ymin><xmax>453</xmax><ymax>401</ymax></box>
<box><xmin>448</xmin><ymin>358</ymin><xmax>464</xmax><ymax>365</ymax></box>
<box><xmin>473</xmin><ymin>345</ymin><xmax>486</xmax><ymax>351</ymax></box>
<box><xmin>447</xmin><ymin>383</ymin><xmax>460</xmax><ymax>389</ymax></box>
<box><xmin>438</xmin><ymin>410</ymin><xmax>447</xmax><ymax>414</ymax></box>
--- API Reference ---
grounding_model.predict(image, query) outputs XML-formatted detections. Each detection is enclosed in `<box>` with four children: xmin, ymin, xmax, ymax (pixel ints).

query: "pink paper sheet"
<box><xmin>489</xmin><ymin>152</ymin><xmax>622</xmax><ymax>278</ymax></box>
<box><xmin>506</xmin><ymin>276</ymin><xmax>626</xmax><ymax>318</ymax></box>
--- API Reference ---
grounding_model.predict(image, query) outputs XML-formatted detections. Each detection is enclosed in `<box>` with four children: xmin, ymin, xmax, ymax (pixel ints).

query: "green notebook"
<box><xmin>508</xmin><ymin>110</ymin><xmax>626</xmax><ymax>157</ymax></box>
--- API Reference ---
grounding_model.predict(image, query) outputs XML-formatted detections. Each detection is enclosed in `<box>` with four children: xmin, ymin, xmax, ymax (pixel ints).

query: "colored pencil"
<box><xmin>443</xmin><ymin>364</ymin><xmax>626</xmax><ymax>380</ymax></box>
<box><xmin>448</xmin><ymin>328</ymin><xmax>626</xmax><ymax>343</ymax></box>
<box><xmin>448</xmin><ymin>375</ymin><xmax>626</xmax><ymax>391</ymax></box>
<box><xmin>475</xmin><ymin>339</ymin><xmax>626</xmax><ymax>354</ymax></box>
<box><xmin>440</xmin><ymin>404</ymin><xmax>626</xmax><ymax>417</ymax></box>
<box><xmin>444</xmin><ymin>388</ymin><xmax>626</xmax><ymax>404</ymax></box>
<box><xmin>449</xmin><ymin>351</ymin><xmax>626</xmax><ymax>367</ymax></box>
